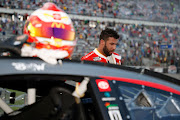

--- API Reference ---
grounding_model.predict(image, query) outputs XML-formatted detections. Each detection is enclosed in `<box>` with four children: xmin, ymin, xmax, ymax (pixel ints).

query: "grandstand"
<box><xmin>0</xmin><ymin>0</ymin><xmax>180</xmax><ymax>24</ymax></box>
<box><xmin>0</xmin><ymin>0</ymin><xmax>180</xmax><ymax>74</ymax></box>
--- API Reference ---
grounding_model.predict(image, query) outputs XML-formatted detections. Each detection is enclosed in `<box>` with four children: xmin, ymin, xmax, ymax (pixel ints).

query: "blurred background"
<box><xmin>0</xmin><ymin>0</ymin><xmax>179</xmax><ymax>77</ymax></box>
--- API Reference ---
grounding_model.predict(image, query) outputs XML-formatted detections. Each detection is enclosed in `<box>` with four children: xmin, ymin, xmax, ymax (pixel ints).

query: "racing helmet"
<box><xmin>23</xmin><ymin>2</ymin><xmax>76</xmax><ymax>58</ymax></box>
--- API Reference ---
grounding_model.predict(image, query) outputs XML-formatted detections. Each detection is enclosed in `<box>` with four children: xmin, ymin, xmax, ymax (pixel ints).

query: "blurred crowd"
<box><xmin>0</xmin><ymin>0</ymin><xmax>180</xmax><ymax>24</ymax></box>
<box><xmin>0</xmin><ymin>15</ymin><xmax>24</xmax><ymax>40</ymax></box>
<box><xmin>72</xmin><ymin>19</ymin><xmax>180</xmax><ymax>67</ymax></box>
<box><xmin>0</xmin><ymin>14</ymin><xmax>180</xmax><ymax>67</ymax></box>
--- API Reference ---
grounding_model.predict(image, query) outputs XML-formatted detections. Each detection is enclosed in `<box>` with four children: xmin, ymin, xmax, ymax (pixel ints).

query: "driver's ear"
<box><xmin>100</xmin><ymin>39</ymin><xmax>105</xmax><ymax>45</ymax></box>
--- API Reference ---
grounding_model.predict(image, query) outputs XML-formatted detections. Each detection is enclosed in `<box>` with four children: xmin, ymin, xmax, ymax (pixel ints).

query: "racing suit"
<box><xmin>81</xmin><ymin>48</ymin><xmax>121</xmax><ymax>65</ymax></box>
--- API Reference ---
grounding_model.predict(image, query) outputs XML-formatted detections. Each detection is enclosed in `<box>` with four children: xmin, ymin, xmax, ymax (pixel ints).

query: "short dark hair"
<box><xmin>99</xmin><ymin>28</ymin><xmax>119</xmax><ymax>42</ymax></box>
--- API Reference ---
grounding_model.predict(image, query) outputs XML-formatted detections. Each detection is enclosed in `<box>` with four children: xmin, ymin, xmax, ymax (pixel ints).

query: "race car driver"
<box><xmin>81</xmin><ymin>28</ymin><xmax>121</xmax><ymax>65</ymax></box>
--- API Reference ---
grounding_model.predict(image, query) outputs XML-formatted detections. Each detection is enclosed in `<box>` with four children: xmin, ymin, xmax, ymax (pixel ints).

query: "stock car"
<box><xmin>0</xmin><ymin>34</ymin><xmax>180</xmax><ymax>120</ymax></box>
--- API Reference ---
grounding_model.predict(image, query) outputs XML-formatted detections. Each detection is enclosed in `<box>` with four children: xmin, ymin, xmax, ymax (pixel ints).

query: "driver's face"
<box><xmin>103</xmin><ymin>37</ymin><xmax>118</xmax><ymax>56</ymax></box>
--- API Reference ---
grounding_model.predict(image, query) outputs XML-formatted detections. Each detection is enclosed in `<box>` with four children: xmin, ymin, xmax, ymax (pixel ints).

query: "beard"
<box><xmin>103</xmin><ymin>44</ymin><xmax>112</xmax><ymax>56</ymax></box>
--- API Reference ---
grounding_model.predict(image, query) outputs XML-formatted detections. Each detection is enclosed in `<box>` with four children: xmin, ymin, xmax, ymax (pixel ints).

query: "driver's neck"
<box><xmin>97</xmin><ymin>47</ymin><xmax>107</xmax><ymax>57</ymax></box>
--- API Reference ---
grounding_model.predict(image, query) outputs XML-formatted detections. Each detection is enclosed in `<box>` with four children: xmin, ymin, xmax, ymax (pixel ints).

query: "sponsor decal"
<box><xmin>96</xmin><ymin>79</ymin><xmax>111</xmax><ymax>92</ymax></box>
<box><xmin>102</xmin><ymin>92</ymin><xmax>116</xmax><ymax>101</ymax></box>
<box><xmin>105</xmin><ymin>102</ymin><xmax>123</xmax><ymax>120</ymax></box>
<box><xmin>93</xmin><ymin>57</ymin><xmax>101</xmax><ymax>61</ymax></box>
<box><xmin>108</xmin><ymin>110</ymin><xmax>123</xmax><ymax>120</ymax></box>
<box><xmin>53</xmin><ymin>13</ymin><xmax>61</xmax><ymax>20</ymax></box>
<box><xmin>105</xmin><ymin>102</ymin><xmax>118</xmax><ymax>109</ymax></box>
<box><xmin>104</xmin><ymin>92</ymin><xmax>111</xmax><ymax>97</ymax></box>
<box><xmin>12</xmin><ymin>62</ymin><xmax>45</xmax><ymax>71</ymax></box>
<box><xmin>51</xmin><ymin>22</ymin><xmax>65</xmax><ymax>29</ymax></box>
<box><xmin>43</xmin><ymin>13</ymin><xmax>68</xmax><ymax>21</ymax></box>
<box><xmin>102</xmin><ymin>97</ymin><xmax>116</xmax><ymax>101</ymax></box>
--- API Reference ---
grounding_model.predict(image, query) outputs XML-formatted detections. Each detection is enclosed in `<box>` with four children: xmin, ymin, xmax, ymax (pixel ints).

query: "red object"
<box><xmin>96</xmin><ymin>79</ymin><xmax>111</xmax><ymax>92</ymax></box>
<box><xmin>81</xmin><ymin>48</ymin><xmax>121</xmax><ymax>64</ymax></box>
<box><xmin>105</xmin><ymin>102</ymin><xmax>110</xmax><ymax>107</ymax></box>
<box><xmin>23</xmin><ymin>2</ymin><xmax>76</xmax><ymax>58</ymax></box>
